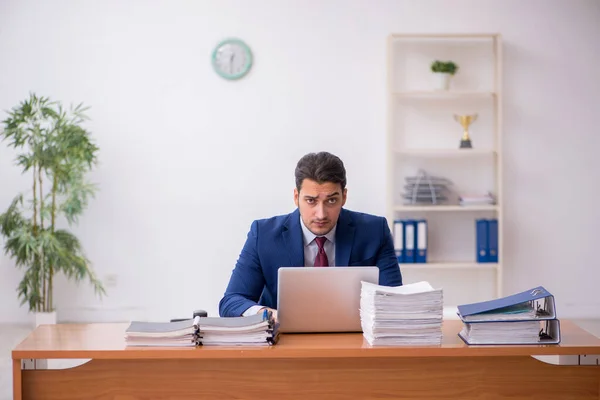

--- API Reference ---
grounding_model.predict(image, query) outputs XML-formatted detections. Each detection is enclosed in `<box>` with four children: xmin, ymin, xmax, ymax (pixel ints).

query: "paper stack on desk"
<box><xmin>359</xmin><ymin>281</ymin><xmax>443</xmax><ymax>346</ymax></box>
<box><xmin>125</xmin><ymin>310</ymin><xmax>279</xmax><ymax>347</ymax></box>
<box><xmin>125</xmin><ymin>318</ymin><xmax>199</xmax><ymax>347</ymax></box>
<box><xmin>456</xmin><ymin>286</ymin><xmax>561</xmax><ymax>345</ymax></box>
<box><xmin>195</xmin><ymin>310</ymin><xmax>279</xmax><ymax>346</ymax></box>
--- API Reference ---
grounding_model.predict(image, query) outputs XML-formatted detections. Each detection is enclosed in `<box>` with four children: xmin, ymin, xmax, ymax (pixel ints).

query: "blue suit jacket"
<box><xmin>218</xmin><ymin>208</ymin><xmax>403</xmax><ymax>317</ymax></box>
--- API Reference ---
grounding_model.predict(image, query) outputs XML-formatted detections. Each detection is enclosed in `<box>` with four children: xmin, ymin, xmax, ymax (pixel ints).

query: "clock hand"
<box><xmin>230</xmin><ymin>53</ymin><xmax>235</xmax><ymax>74</ymax></box>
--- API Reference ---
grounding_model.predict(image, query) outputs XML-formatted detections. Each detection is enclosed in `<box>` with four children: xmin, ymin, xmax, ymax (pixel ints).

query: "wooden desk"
<box><xmin>12</xmin><ymin>320</ymin><xmax>600</xmax><ymax>400</ymax></box>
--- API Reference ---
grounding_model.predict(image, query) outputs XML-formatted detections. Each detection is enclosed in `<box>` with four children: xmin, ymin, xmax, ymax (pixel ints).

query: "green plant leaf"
<box><xmin>430</xmin><ymin>60</ymin><xmax>459</xmax><ymax>75</ymax></box>
<box><xmin>1</xmin><ymin>93</ymin><xmax>104</xmax><ymax>312</ymax></box>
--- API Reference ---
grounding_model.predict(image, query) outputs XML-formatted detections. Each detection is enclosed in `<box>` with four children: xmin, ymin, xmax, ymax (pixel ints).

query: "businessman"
<box><xmin>219</xmin><ymin>151</ymin><xmax>403</xmax><ymax>318</ymax></box>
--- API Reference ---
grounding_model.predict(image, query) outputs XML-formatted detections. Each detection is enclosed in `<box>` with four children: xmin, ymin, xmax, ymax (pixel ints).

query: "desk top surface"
<box><xmin>12</xmin><ymin>320</ymin><xmax>600</xmax><ymax>360</ymax></box>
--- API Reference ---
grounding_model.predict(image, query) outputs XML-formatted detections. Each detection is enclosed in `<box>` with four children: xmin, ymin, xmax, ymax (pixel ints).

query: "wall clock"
<box><xmin>211</xmin><ymin>38</ymin><xmax>253</xmax><ymax>80</ymax></box>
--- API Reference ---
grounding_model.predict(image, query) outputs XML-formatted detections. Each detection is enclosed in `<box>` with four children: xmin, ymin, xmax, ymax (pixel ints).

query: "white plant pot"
<box><xmin>35</xmin><ymin>311</ymin><xmax>57</xmax><ymax>327</ymax></box>
<box><xmin>434</xmin><ymin>72</ymin><xmax>452</xmax><ymax>90</ymax></box>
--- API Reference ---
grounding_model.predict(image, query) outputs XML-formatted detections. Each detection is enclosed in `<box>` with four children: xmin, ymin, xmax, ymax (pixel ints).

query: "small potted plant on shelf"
<box><xmin>430</xmin><ymin>60</ymin><xmax>459</xmax><ymax>90</ymax></box>
<box><xmin>0</xmin><ymin>93</ymin><xmax>105</xmax><ymax>327</ymax></box>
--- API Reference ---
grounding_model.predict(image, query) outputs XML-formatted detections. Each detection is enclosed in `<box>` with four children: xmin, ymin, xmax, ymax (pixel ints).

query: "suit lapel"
<box><xmin>282</xmin><ymin>209</ymin><xmax>305</xmax><ymax>267</ymax></box>
<box><xmin>335</xmin><ymin>209</ymin><xmax>355</xmax><ymax>267</ymax></box>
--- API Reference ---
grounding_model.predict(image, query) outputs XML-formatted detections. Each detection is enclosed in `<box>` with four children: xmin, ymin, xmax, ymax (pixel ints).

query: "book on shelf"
<box><xmin>458</xmin><ymin>191</ymin><xmax>496</xmax><ymax>206</ymax></box>
<box><xmin>125</xmin><ymin>309</ymin><xmax>279</xmax><ymax>347</ymax></box>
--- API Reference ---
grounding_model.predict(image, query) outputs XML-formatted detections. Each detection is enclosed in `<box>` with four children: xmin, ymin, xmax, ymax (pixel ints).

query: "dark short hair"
<box><xmin>294</xmin><ymin>152</ymin><xmax>347</xmax><ymax>192</ymax></box>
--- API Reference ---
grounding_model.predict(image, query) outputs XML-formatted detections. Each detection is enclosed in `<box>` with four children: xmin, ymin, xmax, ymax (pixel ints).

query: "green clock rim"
<box><xmin>211</xmin><ymin>38</ymin><xmax>253</xmax><ymax>80</ymax></box>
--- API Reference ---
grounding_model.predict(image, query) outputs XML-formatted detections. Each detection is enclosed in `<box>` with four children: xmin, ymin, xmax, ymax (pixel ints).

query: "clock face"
<box><xmin>212</xmin><ymin>38</ymin><xmax>253</xmax><ymax>80</ymax></box>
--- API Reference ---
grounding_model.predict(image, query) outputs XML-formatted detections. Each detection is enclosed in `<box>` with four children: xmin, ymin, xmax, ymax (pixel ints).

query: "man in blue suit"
<box><xmin>219</xmin><ymin>152</ymin><xmax>403</xmax><ymax>318</ymax></box>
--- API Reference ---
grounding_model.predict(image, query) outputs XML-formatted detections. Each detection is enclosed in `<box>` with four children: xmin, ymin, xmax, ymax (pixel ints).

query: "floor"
<box><xmin>2</xmin><ymin>320</ymin><xmax>600</xmax><ymax>400</ymax></box>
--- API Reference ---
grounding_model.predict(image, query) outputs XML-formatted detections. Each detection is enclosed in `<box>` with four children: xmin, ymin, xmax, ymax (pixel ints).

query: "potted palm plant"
<box><xmin>0</xmin><ymin>93</ymin><xmax>105</xmax><ymax>326</ymax></box>
<box><xmin>430</xmin><ymin>60</ymin><xmax>459</xmax><ymax>90</ymax></box>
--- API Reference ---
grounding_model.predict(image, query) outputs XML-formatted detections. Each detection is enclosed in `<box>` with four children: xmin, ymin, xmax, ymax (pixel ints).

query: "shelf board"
<box><xmin>392</xmin><ymin>91</ymin><xmax>496</xmax><ymax>99</ymax></box>
<box><xmin>394</xmin><ymin>205</ymin><xmax>498</xmax><ymax>212</ymax></box>
<box><xmin>400</xmin><ymin>262</ymin><xmax>499</xmax><ymax>270</ymax></box>
<box><xmin>395</xmin><ymin>148</ymin><xmax>496</xmax><ymax>157</ymax></box>
<box><xmin>391</xmin><ymin>33</ymin><xmax>499</xmax><ymax>40</ymax></box>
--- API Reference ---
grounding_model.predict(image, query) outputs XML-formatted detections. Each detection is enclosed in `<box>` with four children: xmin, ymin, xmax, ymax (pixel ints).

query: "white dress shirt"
<box><xmin>299</xmin><ymin>216</ymin><xmax>336</xmax><ymax>267</ymax></box>
<box><xmin>242</xmin><ymin>215</ymin><xmax>337</xmax><ymax>316</ymax></box>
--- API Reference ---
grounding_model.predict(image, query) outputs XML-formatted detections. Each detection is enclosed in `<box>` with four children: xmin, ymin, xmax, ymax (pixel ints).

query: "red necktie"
<box><xmin>314</xmin><ymin>237</ymin><xmax>329</xmax><ymax>267</ymax></box>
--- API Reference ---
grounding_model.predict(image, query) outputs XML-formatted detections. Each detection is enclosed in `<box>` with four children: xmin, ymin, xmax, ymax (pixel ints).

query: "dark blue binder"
<box><xmin>457</xmin><ymin>286</ymin><xmax>556</xmax><ymax>322</ymax></box>
<box><xmin>475</xmin><ymin>219</ymin><xmax>489</xmax><ymax>263</ymax></box>
<box><xmin>403</xmin><ymin>219</ymin><xmax>416</xmax><ymax>263</ymax></box>
<box><xmin>488</xmin><ymin>219</ymin><xmax>498</xmax><ymax>263</ymax></box>
<box><xmin>393</xmin><ymin>219</ymin><xmax>405</xmax><ymax>263</ymax></box>
<box><xmin>415</xmin><ymin>219</ymin><xmax>427</xmax><ymax>263</ymax></box>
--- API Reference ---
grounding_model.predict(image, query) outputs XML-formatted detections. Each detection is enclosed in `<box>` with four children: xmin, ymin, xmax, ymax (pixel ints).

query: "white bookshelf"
<box><xmin>386</xmin><ymin>33</ymin><xmax>503</xmax><ymax>307</ymax></box>
<box><xmin>395</xmin><ymin>148</ymin><xmax>496</xmax><ymax>157</ymax></box>
<box><xmin>401</xmin><ymin>262</ymin><xmax>499</xmax><ymax>270</ymax></box>
<box><xmin>393</xmin><ymin>91</ymin><xmax>496</xmax><ymax>99</ymax></box>
<box><xmin>393</xmin><ymin>205</ymin><xmax>498</xmax><ymax>212</ymax></box>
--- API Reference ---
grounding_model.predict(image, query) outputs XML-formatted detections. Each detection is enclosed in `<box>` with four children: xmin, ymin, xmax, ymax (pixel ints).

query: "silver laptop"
<box><xmin>277</xmin><ymin>266</ymin><xmax>379</xmax><ymax>333</ymax></box>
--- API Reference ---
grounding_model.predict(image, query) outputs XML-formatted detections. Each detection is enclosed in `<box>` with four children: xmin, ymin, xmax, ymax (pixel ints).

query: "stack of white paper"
<box><xmin>360</xmin><ymin>281</ymin><xmax>443</xmax><ymax>346</ymax></box>
<box><xmin>459</xmin><ymin>321</ymin><xmax>542</xmax><ymax>344</ymax></box>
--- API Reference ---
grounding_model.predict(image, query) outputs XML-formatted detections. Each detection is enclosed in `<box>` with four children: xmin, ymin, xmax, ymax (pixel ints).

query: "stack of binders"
<box><xmin>359</xmin><ymin>281</ymin><xmax>443</xmax><ymax>346</ymax></box>
<box><xmin>457</xmin><ymin>286</ymin><xmax>561</xmax><ymax>345</ymax></box>
<box><xmin>125</xmin><ymin>318</ymin><xmax>199</xmax><ymax>347</ymax></box>
<box><xmin>125</xmin><ymin>309</ymin><xmax>278</xmax><ymax>347</ymax></box>
<box><xmin>195</xmin><ymin>310</ymin><xmax>278</xmax><ymax>346</ymax></box>
<box><xmin>393</xmin><ymin>219</ymin><xmax>428</xmax><ymax>263</ymax></box>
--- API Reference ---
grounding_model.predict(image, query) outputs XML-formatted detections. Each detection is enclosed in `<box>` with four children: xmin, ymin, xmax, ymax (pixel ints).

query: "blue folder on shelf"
<box><xmin>393</xmin><ymin>219</ymin><xmax>404</xmax><ymax>263</ymax></box>
<box><xmin>405</xmin><ymin>219</ymin><xmax>416</xmax><ymax>263</ymax></box>
<box><xmin>457</xmin><ymin>286</ymin><xmax>557</xmax><ymax>322</ymax></box>
<box><xmin>415</xmin><ymin>219</ymin><xmax>427</xmax><ymax>263</ymax></box>
<box><xmin>475</xmin><ymin>219</ymin><xmax>489</xmax><ymax>263</ymax></box>
<box><xmin>488</xmin><ymin>219</ymin><xmax>498</xmax><ymax>262</ymax></box>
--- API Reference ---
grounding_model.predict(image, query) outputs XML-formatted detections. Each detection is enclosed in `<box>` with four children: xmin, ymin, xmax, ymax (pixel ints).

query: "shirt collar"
<box><xmin>299</xmin><ymin>214</ymin><xmax>337</xmax><ymax>246</ymax></box>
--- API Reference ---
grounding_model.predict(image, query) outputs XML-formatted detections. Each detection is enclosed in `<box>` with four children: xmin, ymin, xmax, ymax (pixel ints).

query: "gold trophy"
<box><xmin>454</xmin><ymin>114</ymin><xmax>478</xmax><ymax>149</ymax></box>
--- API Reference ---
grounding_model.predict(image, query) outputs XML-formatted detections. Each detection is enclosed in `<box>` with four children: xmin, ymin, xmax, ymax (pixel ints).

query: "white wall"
<box><xmin>1</xmin><ymin>0</ymin><xmax>599</xmax><ymax>324</ymax></box>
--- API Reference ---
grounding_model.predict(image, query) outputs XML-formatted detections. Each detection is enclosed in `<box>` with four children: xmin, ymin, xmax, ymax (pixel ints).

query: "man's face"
<box><xmin>294</xmin><ymin>178</ymin><xmax>347</xmax><ymax>236</ymax></box>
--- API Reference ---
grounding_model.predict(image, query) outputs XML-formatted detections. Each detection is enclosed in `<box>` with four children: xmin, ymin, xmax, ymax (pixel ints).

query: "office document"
<box><xmin>359</xmin><ymin>281</ymin><xmax>443</xmax><ymax>346</ymax></box>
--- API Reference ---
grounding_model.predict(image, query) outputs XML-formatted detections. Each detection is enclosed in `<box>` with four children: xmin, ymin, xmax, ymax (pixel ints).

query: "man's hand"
<box><xmin>258</xmin><ymin>307</ymin><xmax>278</xmax><ymax>322</ymax></box>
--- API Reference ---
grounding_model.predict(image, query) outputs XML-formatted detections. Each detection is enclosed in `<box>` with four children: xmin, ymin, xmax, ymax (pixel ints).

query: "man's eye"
<box><xmin>328</xmin><ymin>198</ymin><xmax>337</xmax><ymax>204</ymax></box>
<box><xmin>306</xmin><ymin>198</ymin><xmax>315</xmax><ymax>204</ymax></box>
